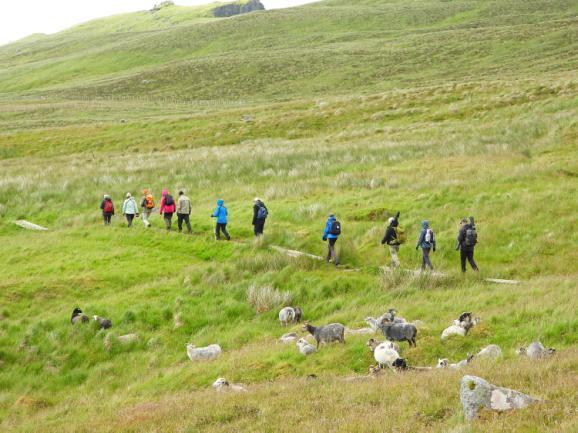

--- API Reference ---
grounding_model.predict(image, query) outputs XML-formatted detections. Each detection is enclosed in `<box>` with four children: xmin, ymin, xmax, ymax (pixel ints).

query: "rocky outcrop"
<box><xmin>212</xmin><ymin>0</ymin><xmax>265</xmax><ymax>18</ymax></box>
<box><xmin>460</xmin><ymin>375</ymin><xmax>542</xmax><ymax>420</ymax></box>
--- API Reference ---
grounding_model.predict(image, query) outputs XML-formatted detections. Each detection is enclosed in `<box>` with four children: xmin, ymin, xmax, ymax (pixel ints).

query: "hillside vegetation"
<box><xmin>0</xmin><ymin>0</ymin><xmax>576</xmax><ymax>432</ymax></box>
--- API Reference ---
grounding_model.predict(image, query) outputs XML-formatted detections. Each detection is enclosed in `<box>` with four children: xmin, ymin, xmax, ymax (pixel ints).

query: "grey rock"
<box><xmin>460</xmin><ymin>375</ymin><xmax>542</xmax><ymax>420</ymax></box>
<box><xmin>212</xmin><ymin>0</ymin><xmax>264</xmax><ymax>18</ymax></box>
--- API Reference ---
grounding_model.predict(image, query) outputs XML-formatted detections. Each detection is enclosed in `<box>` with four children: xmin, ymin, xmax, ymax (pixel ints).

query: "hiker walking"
<box><xmin>381</xmin><ymin>211</ymin><xmax>405</xmax><ymax>267</ymax></box>
<box><xmin>159</xmin><ymin>189</ymin><xmax>176</xmax><ymax>231</ymax></box>
<box><xmin>140</xmin><ymin>189</ymin><xmax>155</xmax><ymax>228</ymax></box>
<box><xmin>176</xmin><ymin>191</ymin><xmax>192</xmax><ymax>234</ymax></box>
<box><xmin>122</xmin><ymin>193</ymin><xmax>139</xmax><ymax>228</ymax></box>
<box><xmin>252</xmin><ymin>197</ymin><xmax>268</xmax><ymax>236</ymax></box>
<box><xmin>416</xmin><ymin>220</ymin><xmax>436</xmax><ymax>271</ymax></box>
<box><xmin>457</xmin><ymin>217</ymin><xmax>479</xmax><ymax>273</ymax></box>
<box><xmin>322</xmin><ymin>214</ymin><xmax>341</xmax><ymax>266</ymax></box>
<box><xmin>100</xmin><ymin>194</ymin><xmax>114</xmax><ymax>226</ymax></box>
<box><xmin>211</xmin><ymin>199</ymin><xmax>230</xmax><ymax>240</ymax></box>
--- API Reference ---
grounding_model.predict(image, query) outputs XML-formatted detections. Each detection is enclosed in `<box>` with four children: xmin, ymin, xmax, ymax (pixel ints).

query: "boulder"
<box><xmin>460</xmin><ymin>375</ymin><xmax>542</xmax><ymax>420</ymax></box>
<box><xmin>212</xmin><ymin>0</ymin><xmax>265</xmax><ymax>18</ymax></box>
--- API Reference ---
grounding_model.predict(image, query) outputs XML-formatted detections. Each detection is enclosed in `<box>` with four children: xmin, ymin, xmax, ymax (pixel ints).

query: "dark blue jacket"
<box><xmin>416</xmin><ymin>220</ymin><xmax>436</xmax><ymax>249</ymax></box>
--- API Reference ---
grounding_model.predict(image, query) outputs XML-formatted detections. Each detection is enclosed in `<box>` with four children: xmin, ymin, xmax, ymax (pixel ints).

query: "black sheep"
<box><xmin>71</xmin><ymin>308</ymin><xmax>89</xmax><ymax>325</ymax></box>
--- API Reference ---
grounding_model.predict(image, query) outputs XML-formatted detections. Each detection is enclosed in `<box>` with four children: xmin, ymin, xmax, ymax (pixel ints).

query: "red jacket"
<box><xmin>160</xmin><ymin>194</ymin><xmax>176</xmax><ymax>214</ymax></box>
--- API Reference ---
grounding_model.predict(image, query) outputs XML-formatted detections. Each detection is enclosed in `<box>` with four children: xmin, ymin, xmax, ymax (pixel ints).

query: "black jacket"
<box><xmin>381</xmin><ymin>211</ymin><xmax>400</xmax><ymax>245</ymax></box>
<box><xmin>457</xmin><ymin>224</ymin><xmax>475</xmax><ymax>251</ymax></box>
<box><xmin>252</xmin><ymin>201</ymin><xmax>267</xmax><ymax>225</ymax></box>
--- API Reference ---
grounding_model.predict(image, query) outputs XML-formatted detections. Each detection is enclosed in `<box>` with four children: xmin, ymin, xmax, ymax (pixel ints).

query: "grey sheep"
<box><xmin>93</xmin><ymin>315</ymin><xmax>112</xmax><ymax>329</ymax></box>
<box><xmin>378</xmin><ymin>318</ymin><xmax>417</xmax><ymax>347</ymax></box>
<box><xmin>302</xmin><ymin>322</ymin><xmax>345</xmax><ymax>348</ymax></box>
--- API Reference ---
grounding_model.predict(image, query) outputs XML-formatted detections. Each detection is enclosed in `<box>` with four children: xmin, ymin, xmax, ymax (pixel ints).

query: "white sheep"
<box><xmin>441</xmin><ymin>324</ymin><xmax>468</xmax><ymax>339</ymax></box>
<box><xmin>212</xmin><ymin>378</ymin><xmax>247</xmax><ymax>392</ymax></box>
<box><xmin>441</xmin><ymin>314</ymin><xmax>480</xmax><ymax>339</ymax></box>
<box><xmin>436</xmin><ymin>354</ymin><xmax>473</xmax><ymax>370</ymax></box>
<box><xmin>517</xmin><ymin>341</ymin><xmax>555</xmax><ymax>359</ymax></box>
<box><xmin>186</xmin><ymin>343</ymin><xmax>222</xmax><ymax>361</ymax></box>
<box><xmin>372</xmin><ymin>342</ymin><xmax>401</xmax><ymax>369</ymax></box>
<box><xmin>279</xmin><ymin>332</ymin><xmax>298</xmax><ymax>344</ymax></box>
<box><xmin>477</xmin><ymin>344</ymin><xmax>502</xmax><ymax>359</ymax></box>
<box><xmin>296</xmin><ymin>338</ymin><xmax>316</xmax><ymax>356</ymax></box>
<box><xmin>278</xmin><ymin>307</ymin><xmax>295</xmax><ymax>326</ymax></box>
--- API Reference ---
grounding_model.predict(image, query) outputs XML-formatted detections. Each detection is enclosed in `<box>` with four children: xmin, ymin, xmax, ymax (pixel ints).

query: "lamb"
<box><xmin>378</xmin><ymin>318</ymin><xmax>417</xmax><ymax>347</ymax></box>
<box><xmin>93</xmin><ymin>315</ymin><xmax>112</xmax><ymax>329</ymax></box>
<box><xmin>436</xmin><ymin>354</ymin><xmax>474</xmax><ymax>370</ymax></box>
<box><xmin>186</xmin><ymin>343</ymin><xmax>222</xmax><ymax>361</ymax></box>
<box><xmin>302</xmin><ymin>322</ymin><xmax>345</xmax><ymax>348</ymax></box>
<box><xmin>279</xmin><ymin>332</ymin><xmax>298</xmax><ymax>344</ymax></box>
<box><xmin>278</xmin><ymin>307</ymin><xmax>295</xmax><ymax>326</ymax></box>
<box><xmin>212</xmin><ymin>378</ymin><xmax>247</xmax><ymax>393</ymax></box>
<box><xmin>71</xmin><ymin>308</ymin><xmax>89</xmax><ymax>325</ymax></box>
<box><xmin>296</xmin><ymin>338</ymin><xmax>316</xmax><ymax>356</ymax></box>
<box><xmin>476</xmin><ymin>344</ymin><xmax>502</xmax><ymax>359</ymax></box>
<box><xmin>517</xmin><ymin>341</ymin><xmax>555</xmax><ymax>359</ymax></box>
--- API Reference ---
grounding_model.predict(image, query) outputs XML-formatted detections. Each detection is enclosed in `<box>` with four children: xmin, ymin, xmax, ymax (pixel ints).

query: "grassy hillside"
<box><xmin>0</xmin><ymin>0</ymin><xmax>577</xmax><ymax>432</ymax></box>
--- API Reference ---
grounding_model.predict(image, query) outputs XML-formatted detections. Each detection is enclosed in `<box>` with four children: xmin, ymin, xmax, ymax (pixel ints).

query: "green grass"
<box><xmin>0</xmin><ymin>0</ymin><xmax>577</xmax><ymax>432</ymax></box>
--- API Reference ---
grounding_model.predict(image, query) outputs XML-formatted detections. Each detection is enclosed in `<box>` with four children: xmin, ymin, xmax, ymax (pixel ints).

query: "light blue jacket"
<box><xmin>323</xmin><ymin>215</ymin><xmax>339</xmax><ymax>240</ymax></box>
<box><xmin>416</xmin><ymin>220</ymin><xmax>436</xmax><ymax>249</ymax></box>
<box><xmin>122</xmin><ymin>197</ymin><xmax>139</xmax><ymax>215</ymax></box>
<box><xmin>212</xmin><ymin>199</ymin><xmax>228</xmax><ymax>224</ymax></box>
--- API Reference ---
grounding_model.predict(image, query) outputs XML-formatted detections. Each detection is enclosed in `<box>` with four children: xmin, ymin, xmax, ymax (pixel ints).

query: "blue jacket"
<box><xmin>212</xmin><ymin>199</ymin><xmax>228</xmax><ymax>224</ymax></box>
<box><xmin>416</xmin><ymin>220</ymin><xmax>436</xmax><ymax>249</ymax></box>
<box><xmin>323</xmin><ymin>215</ymin><xmax>339</xmax><ymax>240</ymax></box>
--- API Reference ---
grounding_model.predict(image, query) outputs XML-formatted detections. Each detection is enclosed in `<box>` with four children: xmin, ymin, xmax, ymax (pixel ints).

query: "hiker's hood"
<box><xmin>126</xmin><ymin>192</ymin><xmax>131</xmax><ymax>198</ymax></box>
<box><xmin>328</xmin><ymin>214</ymin><xmax>336</xmax><ymax>221</ymax></box>
<box><xmin>388</xmin><ymin>217</ymin><xmax>398</xmax><ymax>228</ymax></box>
<box><xmin>422</xmin><ymin>220</ymin><xmax>429</xmax><ymax>229</ymax></box>
<box><xmin>217</xmin><ymin>199</ymin><xmax>224</xmax><ymax>206</ymax></box>
<box><xmin>162</xmin><ymin>189</ymin><xmax>168</xmax><ymax>197</ymax></box>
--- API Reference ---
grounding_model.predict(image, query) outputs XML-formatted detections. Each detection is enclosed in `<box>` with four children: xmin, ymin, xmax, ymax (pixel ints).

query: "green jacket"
<box><xmin>177</xmin><ymin>195</ymin><xmax>192</xmax><ymax>215</ymax></box>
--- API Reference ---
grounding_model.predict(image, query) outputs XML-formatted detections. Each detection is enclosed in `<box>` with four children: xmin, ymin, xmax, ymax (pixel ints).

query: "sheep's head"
<box><xmin>547</xmin><ymin>348</ymin><xmax>556</xmax><ymax>355</ymax></box>
<box><xmin>466</xmin><ymin>353</ymin><xmax>475</xmax><ymax>363</ymax></box>
<box><xmin>366</xmin><ymin>338</ymin><xmax>379</xmax><ymax>351</ymax></box>
<box><xmin>296</xmin><ymin>338</ymin><xmax>308</xmax><ymax>347</ymax></box>
<box><xmin>368</xmin><ymin>365</ymin><xmax>380</xmax><ymax>375</ymax></box>
<box><xmin>301</xmin><ymin>322</ymin><xmax>312</xmax><ymax>332</ymax></box>
<box><xmin>72</xmin><ymin>308</ymin><xmax>82</xmax><ymax>316</ymax></box>
<box><xmin>516</xmin><ymin>347</ymin><xmax>527</xmax><ymax>356</ymax></box>
<box><xmin>392</xmin><ymin>358</ymin><xmax>407</xmax><ymax>370</ymax></box>
<box><xmin>212</xmin><ymin>378</ymin><xmax>229</xmax><ymax>388</ymax></box>
<box><xmin>436</xmin><ymin>359</ymin><xmax>449</xmax><ymax>368</ymax></box>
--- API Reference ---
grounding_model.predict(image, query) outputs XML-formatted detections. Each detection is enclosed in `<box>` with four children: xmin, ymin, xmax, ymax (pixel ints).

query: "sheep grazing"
<box><xmin>302</xmin><ymin>322</ymin><xmax>345</xmax><ymax>348</ymax></box>
<box><xmin>296</xmin><ymin>338</ymin><xmax>316</xmax><ymax>356</ymax></box>
<box><xmin>186</xmin><ymin>343</ymin><xmax>222</xmax><ymax>361</ymax></box>
<box><xmin>517</xmin><ymin>341</ymin><xmax>556</xmax><ymax>359</ymax></box>
<box><xmin>477</xmin><ymin>344</ymin><xmax>502</xmax><ymax>359</ymax></box>
<box><xmin>441</xmin><ymin>312</ymin><xmax>480</xmax><ymax>339</ymax></box>
<box><xmin>93</xmin><ymin>315</ymin><xmax>112</xmax><ymax>329</ymax></box>
<box><xmin>212</xmin><ymin>378</ymin><xmax>247</xmax><ymax>393</ymax></box>
<box><xmin>391</xmin><ymin>358</ymin><xmax>408</xmax><ymax>371</ymax></box>
<box><xmin>378</xmin><ymin>318</ymin><xmax>417</xmax><ymax>347</ymax></box>
<box><xmin>294</xmin><ymin>307</ymin><xmax>303</xmax><ymax>323</ymax></box>
<box><xmin>373</xmin><ymin>342</ymin><xmax>401</xmax><ymax>369</ymax></box>
<box><xmin>279</xmin><ymin>332</ymin><xmax>298</xmax><ymax>344</ymax></box>
<box><xmin>436</xmin><ymin>354</ymin><xmax>474</xmax><ymax>370</ymax></box>
<box><xmin>71</xmin><ymin>308</ymin><xmax>89</xmax><ymax>325</ymax></box>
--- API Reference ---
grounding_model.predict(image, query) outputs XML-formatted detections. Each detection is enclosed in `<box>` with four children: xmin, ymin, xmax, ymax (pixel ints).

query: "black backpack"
<box><xmin>330</xmin><ymin>220</ymin><xmax>341</xmax><ymax>235</ymax></box>
<box><xmin>164</xmin><ymin>195</ymin><xmax>174</xmax><ymax>206</ymax></box>
<box><xmin>465</xmin><ymin>226</ymin><xmax>477</xmax><ymax>247</ymax></box>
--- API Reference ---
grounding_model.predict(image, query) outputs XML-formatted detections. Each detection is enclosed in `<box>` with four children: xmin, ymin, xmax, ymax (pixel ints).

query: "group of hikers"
<box><xmin>99</xmin><ymin>190</ymin><xmax>268</xmax><ymax>239</ymax></box>
<box><xmin>99</xmin><ymin>192</ymin><xmax>479</xmax><ymax>273</ymax></box>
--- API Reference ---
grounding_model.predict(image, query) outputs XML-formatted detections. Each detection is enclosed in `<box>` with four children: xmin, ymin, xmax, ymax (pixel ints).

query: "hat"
<box><xmin>103</xmin><ymin>194</ymin><xmax>110</xmax><ymax>199</ymax></box>
<box><xmin>388</xmin><ymin>217</ymin><xmax>394</xmax><ymax>225</ymax></box>
<box><xmin>254</xmin><ymin>197</ymin><xmax>261</xmax><ymax>202</ymax></box>
<box><xmin>126</xmin><ymin>192</ymin><xmax>131</xmax><ymax>198</ymax></box>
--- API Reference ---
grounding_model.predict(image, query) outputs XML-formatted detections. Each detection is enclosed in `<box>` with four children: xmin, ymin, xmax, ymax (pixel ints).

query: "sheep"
<box><xmin>517</xmin><ymin>341</ymin><xmax>555</xmax><ymax>359</ymax></box>
<box><xmin>212</xmin><ymin>378</ymin><xmax>247</xmax><ymax>393</ymax></box>
<box><xmin>436</xmin><ymin>354</ymin><xmax>474</xmax><ymax>370</ymax></box>
<box><xmin>279</xmin><ymin>332</ymin><xmax>298</xmax><ymax>344</ymax></box>
<box><xmin>364</xmin><ymin>317</ymin><xmax>381</xmax><ymax>332</ymax></box>
<box><xmin>296</xmin><ymin>338</ymin><xmax>316</xmax><ymax>356</ymax></box>
<box><xmin>441</xmin><ymin>313</ymin><xmax>480</xmax><ymax>339</ymax></box>
<box><xmin>476</xmin><ymin>344</ymin><xmax>502</xmax><ymax>359</ymax></box>
<box><xmin>71</xmin><ymin>308</ymin><xmax>89</xmax><ymax>325</ymax></box>
<box><xmin>366</xmin><ymin>338</ymin><xmax>399</xmax><ymax>353</ymax></box>
<box><xmin>294</xmin><ymin>307</ymin><xmax>303</xmax><ymax>323</ymax></box>
<box><xmin>381</xmin><ymin>308</ymin><xmax>407</xmax><ymax>324</ymax></box>
<box><xmin>278</xmin><ymin>307</ymin><xmax>295</xmax><ymax>326</ymax></box>
<box><xmin>186</xmin><ymin>343</ymin><xmax>222</xmax><ymax>361</ymax></box>
<box><xmin>378</xmin><ymin>318</ymin><xmax>417</xmax><ymax>347</ymax></box>
<box><xmin>93</xmin><ymin>315</ymin><xmax>112</xmax><ymax>329</ymax></box>
<box><xmin>302</xmin><ymin>322</ymin><xmax>345</xmax><ymax>348</ymax></box>
<box><xmin>373</xmin><ymin>342</ymin><xmax>401</xmax><ymax>369</ymax></box>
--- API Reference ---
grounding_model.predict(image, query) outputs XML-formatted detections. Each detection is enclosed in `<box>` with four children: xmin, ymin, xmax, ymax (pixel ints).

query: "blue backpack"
<box><xmin>257</xmin><ymin>206</ymin><xmax>268</xmax><ymax>219</ymax></box>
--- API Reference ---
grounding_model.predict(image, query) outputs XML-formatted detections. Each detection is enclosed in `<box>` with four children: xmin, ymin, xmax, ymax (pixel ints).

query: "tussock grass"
<box><xmin>246</xmin><ymin>284</ymin><xmax>292</xmax><ymax>314</ymax></box>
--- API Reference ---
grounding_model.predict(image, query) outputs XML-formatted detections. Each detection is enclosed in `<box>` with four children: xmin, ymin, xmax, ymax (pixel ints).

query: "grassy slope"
<box><xmin>0</xmin><ymin>0</ymin><xmax>577</xmax><ymax>432</ymax></box>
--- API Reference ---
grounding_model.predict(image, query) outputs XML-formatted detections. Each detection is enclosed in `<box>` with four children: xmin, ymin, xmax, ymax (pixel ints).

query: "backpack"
<box><xmin>257</xmin><ymin>205</ymin><xmax>268</xmax><ymax>219</ymax></box>
<box><xmin>103</xmin><ymin>200</ymin><xmax>113</xmax><ymax>213</ymax></box>
<box><xmin>330</xmin><ymin>220</ymin><xmax>341</xmax><ymax>235</ymax></box>
<box><xmin>393</xmin><ymin>226</ymin><xmax>406</xmax><ymax>244</ymax></box>
<box><xmin>425</xmin><ymin>228</ymin><xmax>435</xmax><ymax>244</ymax></box>
<box><xmin>164</xmin><ymin>195</ymin><xmax>174</xmax><ymax>206</ymax></box>
<box><xmin>145</xmin><ymin>194</ymin><xmax>154</xmax><ymax>209</ymax></box>
<box><xmin>465</xmin><ymin>227</ymin><xmax>477</xmax><ymax>247</ymax></box>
